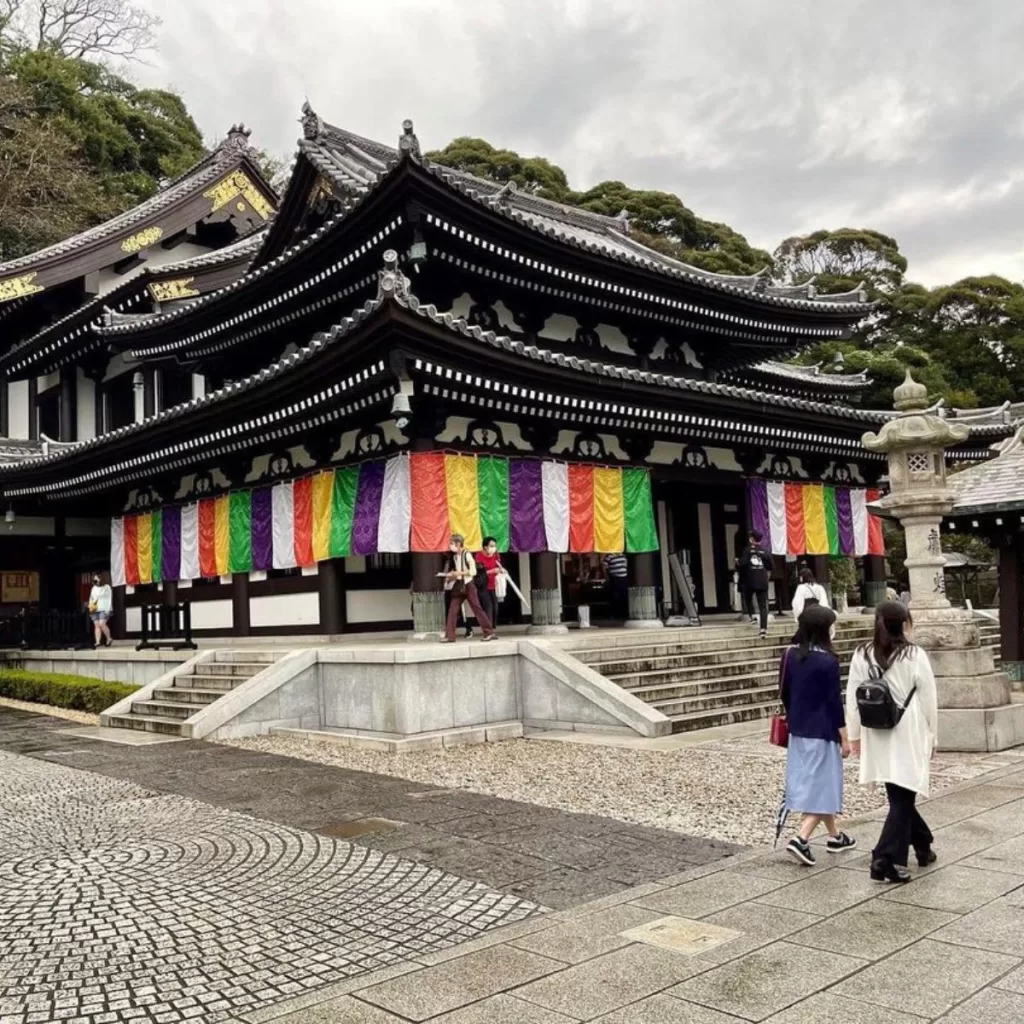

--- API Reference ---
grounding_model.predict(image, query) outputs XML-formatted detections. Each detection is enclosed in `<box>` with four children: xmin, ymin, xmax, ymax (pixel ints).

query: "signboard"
<box><xmin>668</xmin><ymin>551</ymin><xmax>701</xmax><ymax>626</ymax></box>
<box><xmin>1</xmin><ymin>571</ymin><xmax>39</xmax><ymax>604</ymax></box>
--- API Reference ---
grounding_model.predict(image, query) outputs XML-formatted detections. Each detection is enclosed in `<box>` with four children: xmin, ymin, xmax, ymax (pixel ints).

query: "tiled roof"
<box><xmin>948</xmin><ymin>401</ymin><xmax>1024</xmax><ymax>427</ymax></box>
<box><xmin>950</xmin><ymin>426</ymin><xmax>1024</xmax><ymax>514</ymax></box>
<box><xmin>0</xmin><ymin>438</ymin><xmax>77</xmax><ymax>465</ymax></box>
<box><xmin>0</xmin><ymin>128</ymin><xmax>266</xmax><ymax>281</ymax></box>
<box><xmin>0</xmin><ymin>262</ymin><xmax>1006</xmax><ymax>482</ymax></box>
<box><xmin>733</xmin><ymin>361</ymin><xmax>871</xmax><ymax>390</ymax></box>
<box><xmin>0</xmin><ymin>228</ymin><xmax>267</xmax><ymax>376</ymax></box>
<box><xmin>297</xmin><ymin>110</ymin><xmax>872</xmax><ymax>315</ymax></box>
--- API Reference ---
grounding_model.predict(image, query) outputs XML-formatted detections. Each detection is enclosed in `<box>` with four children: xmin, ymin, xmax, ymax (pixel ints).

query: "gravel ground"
<box><xmin>224</xmin><ymin>733</ymin><xmax>1019</xmax><ymax>847</ymax></box>
<box><xmin>0</xmin><ymin>696</ymin><xmax>98</xmax><ymax>726</ymax></box>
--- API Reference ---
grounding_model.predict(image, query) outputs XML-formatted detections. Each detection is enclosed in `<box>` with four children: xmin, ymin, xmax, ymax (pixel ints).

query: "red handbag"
<box><xmin>769</xmin><ymin>648</ymin><xmax>790</xmax><ymax>748</ymax></box>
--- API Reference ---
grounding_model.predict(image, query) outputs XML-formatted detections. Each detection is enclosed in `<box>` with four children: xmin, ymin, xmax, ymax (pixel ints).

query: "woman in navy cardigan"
<box><xmin>782</xmin><ymin>604</ymin><xmax>857</xmax><ymax>866</ymax></box>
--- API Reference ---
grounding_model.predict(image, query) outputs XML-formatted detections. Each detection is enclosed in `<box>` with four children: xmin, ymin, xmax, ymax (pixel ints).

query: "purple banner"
<box><xmin>161</xmin><ymin>505</ymin><xmax>181</xmax><ymax>583</ymax></box>
<box><xmin>251</xmin><ymin>487</ymin><xmax>273</xmax><ymax>571</ymax></box>
<box><xmin>748</xmin><ymin>478</ymin><xmax>770</xmax><ymax>542</ymax></box>
<box><xmin>352</xmin><ymin>460</ymin><xmax>386</xmax><ymax>556</ymax></box>
<box><xmin>510</xmin><ymin>460</ymin><xmax>546</xmax><ymax>552</ymax></box>
<box><xmin>836</xmin><ymin>487</ymin><xmax>855</xmax><ymax>556</ymax></box>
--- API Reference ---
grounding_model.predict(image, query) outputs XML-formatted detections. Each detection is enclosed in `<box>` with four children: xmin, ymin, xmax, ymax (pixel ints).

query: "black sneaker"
<box><xmin>826</xmin><ymin>832</ymin><xmax>857</xmax><ymax>853</ymax></box>
<box><xmin>786</xmin><ymin>837</ymin><xmax>816</xmax><ymax>866</ymax></box>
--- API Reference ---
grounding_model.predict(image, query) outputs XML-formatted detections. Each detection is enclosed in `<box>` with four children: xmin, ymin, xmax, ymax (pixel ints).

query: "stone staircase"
<box><xmin>576</xmin><ymin>615</ymin><xmax>1003</xmax><ymax>734</ymax></box>
<box><xmin>104</xmin><ymin>651</ymin><xmax>279</xmax><ymax>736</ymax></box>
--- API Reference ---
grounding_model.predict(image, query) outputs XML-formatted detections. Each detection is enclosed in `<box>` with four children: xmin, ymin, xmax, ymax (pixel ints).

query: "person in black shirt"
<box><xmin>738</xmin><ymin>530</ymin><xmax>775</xmax><ymax>638</ymax></box>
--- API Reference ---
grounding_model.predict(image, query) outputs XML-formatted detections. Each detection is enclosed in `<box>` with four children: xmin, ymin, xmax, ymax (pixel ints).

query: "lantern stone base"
<box><xmin>911</xmin><ymin>607</ymin><xmax>1023</xmax><ymax>750</ymax></box>
<box><xmin>938</xmin><ymin>701</ymin><xmax>1024</xmax><ymax>752</ymax></box>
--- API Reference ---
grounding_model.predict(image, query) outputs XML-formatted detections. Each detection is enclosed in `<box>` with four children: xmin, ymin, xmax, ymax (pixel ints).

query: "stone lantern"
<box><xmin>861</xmin><ymin>371</ymin><xmax>1023</xmax><ymax>750</ymax></box>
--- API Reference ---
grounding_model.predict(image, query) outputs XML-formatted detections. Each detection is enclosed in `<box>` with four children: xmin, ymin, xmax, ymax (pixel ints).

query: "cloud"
<box><xmin>135</xmin><ymin>0</ymin><xmax>1024</xmax><ymax>287</ymax></box>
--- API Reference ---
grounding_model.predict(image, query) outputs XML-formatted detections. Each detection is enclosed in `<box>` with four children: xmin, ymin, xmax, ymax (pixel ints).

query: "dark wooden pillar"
<box><xmin>526</xmin><ymin>552</ymin><xmax>564</xmax><ymax>633</ymax></box>
<box><xmin>232</xmin><ymin>573</ymin><xmax>250</xmax><ymax>637</ymax></box>
<box><xmin>809</xmin><ymin>555</ymin><xmax>829</xmax><ymax>602</ymax></box>
<box><xmin>319</xmin><ymin>558</ymin><xmax>347</xmax><ymax>635</ymax></box>
<box><xmin>998</xmin><ymin>536</ymin><xmax>1023</xmax><ymax>671</ymax></box>
<box><xmin>27</xmin><ymin>377</ymin><xmax>37</xmax><ymax>440</ymax></box>
<box><xmin>627</xmin><ymin>550</ymin><xmax>664</xmax><ymax>627</ymax></box>
<box><xmin>863</xmin><ymin>554</ymin><xmax>886</xmax><ymax>608</ymax></box>
<box><xmin>410</xmin><ymin>432</ymin><xmax>444</xmax><ymax>635</ymax></box>
<box><xmin>59</xmin><ymin>367</ymin><xmax>76</xmax><ymax>442</ymax></box>
<box><xmin>111</xmin><ymin>585</ymin><xmax>126</xmax><ymax>640</ymax></box>
<box><xmin>143</xmin><ymin>369</ymin><xmax>157</xmax><ymax>420</ymax></box>
<box><xmin>0</xmin><ymin>380</ymin><xmax>8</xmax><ymax>437</ymax></box>
<box><xmin>163</xmin><ymin>579</ymin><xmax>178</xmax><ymax>607</ymax></box>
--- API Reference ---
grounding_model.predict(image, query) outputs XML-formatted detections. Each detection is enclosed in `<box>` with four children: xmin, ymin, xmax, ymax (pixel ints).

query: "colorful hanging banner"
<box><xmin>111</xmin><ymin>455</ymin><xmax>659</xmax><ymax>585</ymax></box>
<box><xmin>747</xmin><ymin>479</ymin><xmax>885</xmax><ymax>557</ymax></box>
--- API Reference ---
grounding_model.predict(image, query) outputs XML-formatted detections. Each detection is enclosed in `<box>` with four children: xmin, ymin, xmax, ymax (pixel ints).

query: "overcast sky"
<box><xmin>136</xmin><ymin>0</ymin><xmax>1024</xmax><ymax>288</ymax></box>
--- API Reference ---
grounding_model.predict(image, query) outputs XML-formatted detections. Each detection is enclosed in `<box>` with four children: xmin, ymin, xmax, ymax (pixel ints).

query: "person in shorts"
<box><xmin>87</xmin><ymin>571</ymin><xmax>113</xmax><ymax>647</ymax></box>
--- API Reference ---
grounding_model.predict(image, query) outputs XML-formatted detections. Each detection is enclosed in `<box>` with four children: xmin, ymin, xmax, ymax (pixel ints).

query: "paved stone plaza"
<box><xmin>5</xmin><ymin>706</ymin><xmax>1024</xmax><ymax>1022</ymax></box>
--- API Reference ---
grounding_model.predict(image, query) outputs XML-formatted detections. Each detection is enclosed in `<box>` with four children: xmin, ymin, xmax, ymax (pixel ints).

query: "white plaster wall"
<box><xmin>7</xmin><ymin>381</ymin><xmax>30</xmax><ymax>440</ymax></box>
<box><xmin>250</xmin><ymin>592</ymin><xmax>320</xmax><ymax>628</ymax></box>
<box><xmin>38</xmin><ymin>371</ymin><xmax>59</xmax><ymax>395</ymax></box>
<box><xmin>191</xmin><ymin>374</ymin><xmax>206</xmax><ymax>400</ymax></box>
<box><xmin>435</xmin><ymin>416</ymin><xmax>531</xmax><ymax>451</ymax></box>
<box><xmin>189</xmin><ymin>600</ymin><xmax>234</xmax><ymax>631</ymax></box>
<box><xmin>76</xmin><ymin>370</ymin><xmax>95</xmax><ymax>441</ymax></box>
<box><xmin>66</xmin><ymin>518</ymin><xmax>109</xmax><ymax>538</ymax></box>
<box><xmin>346</xmin><ymin>589</ymin><xmax>410</xmax><ymax>623</ymax></box>
<box><xmin>6</xmin><ymin>517</ymin><xmax>55</xmax><ymax>536</ymax></box>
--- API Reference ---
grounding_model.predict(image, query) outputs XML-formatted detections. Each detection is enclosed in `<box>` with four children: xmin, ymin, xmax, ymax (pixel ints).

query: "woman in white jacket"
<box><xmin>846</xmin><ymin>600</ymin><xmax>938</xmax><ymax>884</ymax></box>
<box><xmin>791</xmin><ymin>568</ymin><xmax>829</xmax><ymax>622</ymax></box>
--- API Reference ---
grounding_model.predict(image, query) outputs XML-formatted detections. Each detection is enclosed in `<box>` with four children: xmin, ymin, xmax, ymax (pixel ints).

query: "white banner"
<box><xmin>541</xmin><ymin>460</ymin><xmax>569</xmax><ymax>553</ymax></box>
<box><xmin>377</xmin><ymin>456</ymin><xmax>411</xmax><ymax>553</ymax></box>
<box><xmin>180</xmin><ymin>503</ymin><xmax>200</xmax><ymax>580</ymax></box>
<box><xmin>110</xmin><ymin>519</ymin><xmax>125</xmax><ymax>587</ymax></box>
<box><xmin>271</xmin><ymin>481</ymin><xmax>296</xmax><ymax>569</ymax></box>
<box><xmin>766</xmin><ymin>481</ymin><xmax>788</xmax><ymax>555</ymax></box>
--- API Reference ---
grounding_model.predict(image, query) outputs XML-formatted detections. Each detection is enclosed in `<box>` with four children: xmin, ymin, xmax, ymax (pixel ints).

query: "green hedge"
<box><xmin>0</xmin><ymin>669</ymin><xmax>138</xmax><ymax>713</ymax></box>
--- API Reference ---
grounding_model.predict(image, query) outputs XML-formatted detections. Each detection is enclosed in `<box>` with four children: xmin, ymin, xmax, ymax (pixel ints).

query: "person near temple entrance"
<box><xmin>847</xmin><ymin>601</ymin><xmax>938</xmax><ymax>884</ymax></box>
<box><xmin>739</xmin><ymin>530</ymin><xmax>775</xmax><ymax>638</ymax></box>
<box><xmin>475</xmin><ymin>536</ymin><xmax>503</xmax><ymax>632</ymax></box>
<box><xmin>441</xmin><ymin>534</ymin><xmax>496</xmax><ymax>643</ymax></box>
<box><xmin>603</xmin><ymin>552</ymin><xmax>628</xmax><ymax>621</ymax></box>
<box><xmin>87</xmin><ymin>571</ymin><xmax>113</xmax><ymax>647</ymax></box>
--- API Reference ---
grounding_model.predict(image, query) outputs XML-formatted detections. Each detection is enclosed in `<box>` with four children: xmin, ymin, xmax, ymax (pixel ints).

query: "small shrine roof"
<box><xmin>734</xmin><ymin>361</ymin><xmax>871</xmax><ymax>390</ymax></box>
<box><xmin>949</xmin><ymin>425</ymin><xmax>1024</xmax><ymax>515</ymax></box>
<box><xmin>0</xmin><ymin>126</ymin><xmax>274</xmax><ymax>301</ymax></box>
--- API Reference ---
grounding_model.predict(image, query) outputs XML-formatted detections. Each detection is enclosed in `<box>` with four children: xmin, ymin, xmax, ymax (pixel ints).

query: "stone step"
<box><xmin>574</xmin><ymin>627</ymin><xmax>873</xmax><ymax>661</ymax></box>
<box><xmin>628</xmin><ymin>673</ymin><xmax>781</xmax><ymax>702</ymax></box>
<box><xmin>591</xmin><ymin>639</ymin><xmax>872</xmax><ymax>675</ymax></box>
<box><xmin>131</xmin><ymin>700</ymin><xmax>196</xmax><ymax>721</ymax></box>
<box><xmin>152</xmin><ymin>686</ymin><xmax>225</xmax><ymax>705</ymax></box>
<box><xmin>650</xmin><ymin>684</ymin><xmax>780</xmax><ymax>717</ymax></box>
<box><xmin>173</xmin><ymin>674</ymin><xmax>243</xmax><ymax>692</ymax></box>
<box><xmin>668</xmin><ymin>700</ymin><xmax>778</xmax><ymax>733</ymax></box>
<box><xmin>191</xmin><ymin>661</ymin><xmax>269</xmax><ymax>677</ymax></box>
<box><xmin>103</xmin><ymin>713</ymin><xmax>186</xmax><ymax>736</ymax></box>
<box><xmin>213</xmin><ymin>651</ymin><xmax>279</xmax><ymax>664</ymax></box>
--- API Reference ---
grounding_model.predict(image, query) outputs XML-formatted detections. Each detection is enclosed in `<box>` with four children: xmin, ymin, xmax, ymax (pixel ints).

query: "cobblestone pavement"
<box><xmin>0</xmin><ymin>709</ymin><xmax>741</xmax><ymax>910</ymax></box>
<box><xmin>0</xmin><ymin>750</ymin><xmax>542</xmax><ymax>1024</ymax></box>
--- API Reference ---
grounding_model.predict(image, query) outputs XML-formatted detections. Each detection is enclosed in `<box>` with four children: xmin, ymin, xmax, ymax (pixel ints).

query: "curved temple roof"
<box><xmin>730</xmin><ymin>360</ymin><xmax>871</xmax><ymax>392</ymax></box>
<box><xmin>289</xmin><ymin>107</ymin><xmax>871</xmax><ymax>315</ymax></box>
<box><xmin>0</xmin><ymin>255</ymin><xmax>1008</xmax><ymax>501</ymax></box>
<box><xmin>950</xmin><ymin>425</ymin><xmax>1024</xmax><ymax>516</ymax></box>
<box><xmin>0</xmin><ymin>125</ymin><xmax>276</xmax><ymax>309</ymax></box>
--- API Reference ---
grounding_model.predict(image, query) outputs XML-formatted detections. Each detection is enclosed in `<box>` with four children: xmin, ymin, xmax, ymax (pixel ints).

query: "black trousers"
<box><xmin>479</xmin><ymin>589</ymin><xmax>499</xmax><ymax>630</ymax></box>
<box><xmin>746</xmin><ymin>588</ymin><xmax>768</xmax><ymax>630</ymax></box>
<box><xmin>874</xmin><ymin>783</ymin><xmax>933</xmax><ymax>867</ymax></box>
<box><xmin>609</xmin><ymin>576</ymin><xmax>628</xmax><ymax>620</ymax></box>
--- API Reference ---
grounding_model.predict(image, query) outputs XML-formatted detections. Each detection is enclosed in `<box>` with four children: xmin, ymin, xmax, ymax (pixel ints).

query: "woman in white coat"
<box><xmin>846</xmin><ymin>600</ymin><xmax>938</xmax><ymax>883</ymax></box>
<box><xmin>791</xmin><ymin>568</ymin><xmax>829</xmax><ymax>621</ymax></box>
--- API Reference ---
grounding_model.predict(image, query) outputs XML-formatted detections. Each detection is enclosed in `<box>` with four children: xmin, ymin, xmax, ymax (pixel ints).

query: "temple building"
<box><xmin>0</xmin><ymin>105</ymin><xmax>1011</xmax><ymax>639</ymax></box>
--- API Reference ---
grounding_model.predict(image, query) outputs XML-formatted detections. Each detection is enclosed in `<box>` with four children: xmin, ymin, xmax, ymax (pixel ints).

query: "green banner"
<box><xmin>623</xmin><ymin>468</ymin><xmax>658</xmax><ymax>553</ymax></box>
<box><xmin>477</xmin><ymin>456</ymin><xmax>510</xmax><ymax>551</ymax></box>
<box><xmin>229</xmin><ymin>491</ymin><xmax>252</xmax><ymax>573</ymax></box>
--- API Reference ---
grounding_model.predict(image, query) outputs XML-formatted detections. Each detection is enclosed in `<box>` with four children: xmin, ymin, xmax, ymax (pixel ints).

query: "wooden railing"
<box><xmin>0</xmin><ymin>610</ymin><xmax>92</xmax><ymax>650</ymax></box>
<box><xmin>136</xmin><ymin>602</ymin><xmax>198</xmax><ymax>651</ymax></box>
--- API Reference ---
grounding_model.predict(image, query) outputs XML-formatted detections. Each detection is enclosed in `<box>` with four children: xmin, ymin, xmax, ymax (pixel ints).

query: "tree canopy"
<box><xmin>427</xmin><ymin>137</ymin><xmax>772</xmax><ymax>276</ymax></box>
<box><xmin>0</xmin><ymin>22</ymin><xmax>205</xmax><ymax>259</ymax></box>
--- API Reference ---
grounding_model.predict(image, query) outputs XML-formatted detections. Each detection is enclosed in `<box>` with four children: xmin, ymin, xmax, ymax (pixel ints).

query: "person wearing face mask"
<box><xmin>442</xmin><ymin>534</ymin><xmax>497</xmax><ymax>642</ymax></box>
<box><xmin>474</xmin><ymin>536</ymin><xmax>504</xmax><ymax>631</ymax></box>
<box><xmin>87</xmin><ymin>571</ymin><xmax>113</xmax><ymax>648</ymax></box>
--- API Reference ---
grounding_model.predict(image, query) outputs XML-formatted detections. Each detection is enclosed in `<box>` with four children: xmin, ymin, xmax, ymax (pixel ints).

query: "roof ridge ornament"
<box><xmin>219</xmin><ymin>123</ymin><xmax>252</xmax><ymax>156</ymax></box>
<box><xmin>377</xmin><ymin>249</ymin><xmax>414</xmax><ymax>305</ymax></box>
<box><xmin>398</xmin><ymin>119</ymin><xmax>422</xmax><ymax>161</ymax></box>
<box><xmin>301</xmin><ymin>100</ymin><xmax>323</xmax><ymax>140</ymax></box>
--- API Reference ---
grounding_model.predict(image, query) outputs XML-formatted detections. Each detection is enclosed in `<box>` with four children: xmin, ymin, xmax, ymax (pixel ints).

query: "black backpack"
<box><xmin>855</xmin><ymin>661</ymin><xmax>917</xmax><ymax>730</ymax></box>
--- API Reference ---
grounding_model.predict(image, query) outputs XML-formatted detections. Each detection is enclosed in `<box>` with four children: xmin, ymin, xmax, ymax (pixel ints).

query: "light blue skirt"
<box><xmin>785</xmin><ymin>736</ymin><xmax>844</xmax><ymax>815</ymax></box>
